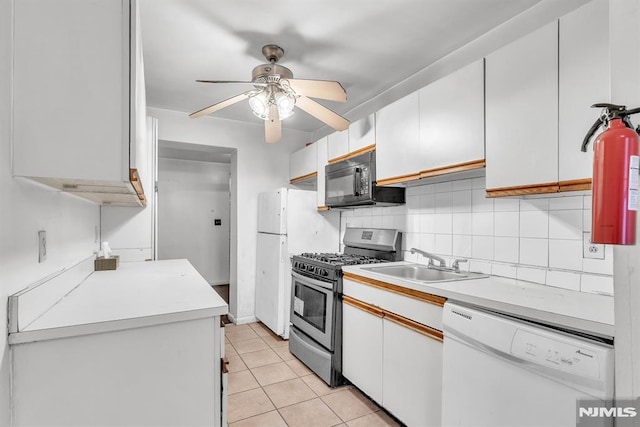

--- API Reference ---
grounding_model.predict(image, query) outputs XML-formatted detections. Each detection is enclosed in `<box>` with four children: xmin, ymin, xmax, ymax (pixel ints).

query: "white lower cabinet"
<box><xmin>342</xmin><ymin>301</ymin><xmax>384</xmax><ymax>404</ymax></box>
<box><xmin>342</xmin><ymin>276</ymin><xmax>444</xmax><ymax>426</ymax></box>
<box><xmin>383</xmin><ymin>318</ymin><xmax>442</xmax><ymax>427</ymax></box>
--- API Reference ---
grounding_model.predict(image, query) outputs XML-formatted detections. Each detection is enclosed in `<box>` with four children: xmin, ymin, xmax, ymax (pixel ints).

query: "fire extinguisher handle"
<box><xmin>592</xmin><ymin>102</ymin><xmax>626</xmax><ymax>111</ymax></box>
<box><xmin>625</xmin><ymin>106</ymin><xmax>640</xmax><ymax>116</ymax></box>
<box><xmin>581</xmin><ymin>116</ymin><xmax>605</xmax><ymax>152</ymax></box>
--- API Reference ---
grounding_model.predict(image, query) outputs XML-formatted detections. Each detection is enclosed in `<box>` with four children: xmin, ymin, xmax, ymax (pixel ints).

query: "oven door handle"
<box><xmin>292</xmin><ymin>271</ymin><xmax>334</xmax><ymax>291</ymax></box>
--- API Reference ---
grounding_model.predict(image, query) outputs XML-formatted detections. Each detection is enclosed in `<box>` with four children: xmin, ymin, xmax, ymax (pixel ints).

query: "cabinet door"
<box><xmin>375</xmin><ymin>92</ymin><xmax>421</xmax><ymax>184</ymax></box>
<box><xmin>327</xmin><ymin>130</ymin><xmax>349</xmax><ymax>162</ymax></box>
<box><xmin>13</xmin><ymin>0</ymin><xmax>130</xmax><ymax>182</ymax></box>
<box><xmin>419</xmin><ymin>60</ymin><xmax>485</xmax><ymax>173</ymax></box>
<box><xmin>348</xmin><ymin>114</ymin><xmax>376</xmax><ymax>154</ymax></box>
<box><xmin>559</xmin><ymin>0</ymin><xmax>609</xmax><ymax>187</ymax></box>
<box><xmin>289</xmin><ymin>143</ymin><xmax>318</xmax><ymax>182</ymax></box>
<box><xmin>382</xmin><ymin>317</ymin><xmax>443</xmax><ymax>427</ymax></box>
<box><xmin>316</xmin><ymin>137</ymin><xmax>329</xmax><ymax>208</ymax></box>
<box><xmin>485</xmin><ymin>21</ymin><xmax>559</xmax><ymax>192</ymax></box>
<box><xmin>342</xmin><ymin>299</ymin><xmax>383</xmax><ymax>404</ymax></box>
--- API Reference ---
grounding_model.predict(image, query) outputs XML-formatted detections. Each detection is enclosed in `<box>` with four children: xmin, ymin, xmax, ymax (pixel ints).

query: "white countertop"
<box><xmin>10</xmin><ymin>259</ymin><xmax>228</xmax><ymax>344</ymax></box>
<box><xmin>342</xmin><ymin>262</ymin><xmax>614</xmax><ymax>339</ymax></box>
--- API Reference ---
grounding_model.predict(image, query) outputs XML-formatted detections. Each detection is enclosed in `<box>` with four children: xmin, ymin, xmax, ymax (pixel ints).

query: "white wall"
<box><xmin>101</xmin><ymin>117</ymin><xmax>156</xmax><ymax>262</ymax></box>
<box><xmin>610</xmin><ymin>0</ymin><xmax>640</xmax><ymax>411</ymax></box>
<box><xmin>147</xmin><ymin>107</ymin><xmax>311</xmax><ymax>323</ymax></box>
<box><xmin>342</xmin><ymin>176</ymin><xmax>614</xmax><ymax>295</ymax></box>
<box><xmin>0</xmin><ymin>0</ymin><xmax>100</xmax><ymax>422</ymax></box>
<box><xmin>157</xmin><ymin>157</ymin><xmax>231</xmax><ymax>285</ymax></box>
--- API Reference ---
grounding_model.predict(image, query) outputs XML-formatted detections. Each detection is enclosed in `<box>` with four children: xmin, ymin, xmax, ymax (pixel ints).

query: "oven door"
<box><xmin>291</xmin><ymin>271</ymin><xmax>335</xmax><ymax>350</ymax></box>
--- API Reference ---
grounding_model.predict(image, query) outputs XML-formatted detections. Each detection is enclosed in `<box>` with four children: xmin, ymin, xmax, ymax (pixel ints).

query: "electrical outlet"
<box><xmin>38</xmin><ymin>230</ymin><xmax>47</xmax><ymax>263</ymax></box>
<box><xmin>583</xmin><ymin>232</ymin><xmax>605</xmax><ymax>260</ymax></box>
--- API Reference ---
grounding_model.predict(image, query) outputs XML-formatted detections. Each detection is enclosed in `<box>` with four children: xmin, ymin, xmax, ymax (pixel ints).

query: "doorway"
<box><xmin>156</xmin><ymin>141</ymin><xmax>234</xmax><ymax>300</ymax></box>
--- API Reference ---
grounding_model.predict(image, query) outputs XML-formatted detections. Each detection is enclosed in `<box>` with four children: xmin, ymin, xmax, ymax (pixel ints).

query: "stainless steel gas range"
<box><xmin>289</xmin><ymin>227</ymin><xmax>402</xmax><ymax>387</ymax></box>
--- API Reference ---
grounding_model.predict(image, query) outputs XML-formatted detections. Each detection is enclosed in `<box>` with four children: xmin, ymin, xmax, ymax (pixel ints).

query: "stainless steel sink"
<box><xmin>361</xmin><ymin>264</ymin><xmax>489</xmax><ymax>283</ymax></box>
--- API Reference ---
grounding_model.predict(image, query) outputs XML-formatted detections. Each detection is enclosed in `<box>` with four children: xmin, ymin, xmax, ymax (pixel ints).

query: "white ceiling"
<box><xmin>140</xmin><ymin>0</ymin><xmax>544</xmax><ymax>135</ymax></box>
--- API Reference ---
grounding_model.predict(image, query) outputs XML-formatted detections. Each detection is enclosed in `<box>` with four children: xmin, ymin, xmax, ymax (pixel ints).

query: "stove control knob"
<box><xmin>320</xmin><ymin>269</ymin><xmax>329</xmax><ymax>277</ymax></box>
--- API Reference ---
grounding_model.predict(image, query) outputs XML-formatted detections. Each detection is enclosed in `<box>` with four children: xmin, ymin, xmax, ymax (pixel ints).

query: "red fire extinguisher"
<box><xmin>582</xmin><ymin>103</ymin><xmax>640</xmax><ymax>245</ymax></box>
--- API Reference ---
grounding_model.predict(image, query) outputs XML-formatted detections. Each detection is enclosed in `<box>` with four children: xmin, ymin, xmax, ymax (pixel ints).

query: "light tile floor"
<box><xmin>225</xmin><ymin>322</ymin><xmax>400</xmax><ymax>427</ymax></box>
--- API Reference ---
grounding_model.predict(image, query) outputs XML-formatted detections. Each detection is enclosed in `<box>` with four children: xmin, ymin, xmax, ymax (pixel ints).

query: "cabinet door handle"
<box><xmin>221</xmin><ymin>357</ymin><xmax>230</xmax><ymax>374</ymax></box>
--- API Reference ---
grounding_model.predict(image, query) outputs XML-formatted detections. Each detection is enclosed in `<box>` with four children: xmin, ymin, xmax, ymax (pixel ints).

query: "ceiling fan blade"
<box><xmin>265</xmin><ymin>104</ymin><xmax>281</xmax><ymax>143</ymax></box>
<box><xmin>196</xmin><ymin>80</ymin><xmax>267</xmax><ymax>87</ymax></box>
<box><xmin>189</xmin><ymin>92</ymin><xmax>250</xmax><ymax>119</ymax></box>
<box><xmin>295</xmin><ymin>96</ymin><xmax>350</xmax><ymax>131</ymax></box>
<box><xmin>286</xmin><ymin>79</ymin><xmax>347</xmax><ymax>103</ymax></box>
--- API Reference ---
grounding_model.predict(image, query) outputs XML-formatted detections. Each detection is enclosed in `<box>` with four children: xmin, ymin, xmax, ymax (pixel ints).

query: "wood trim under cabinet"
<box><xmin>343</xmin><ymin>272</ymin><xmax>446</xmax><ymax>307</ymax></box>
<box><xmin>290</xmin><ymin>171</ymin><xmax>318</xmax><ymax>184</ymax></box>
<box><xmin>559</xmin><ymin>178</ymin><xmax>591</xmax><ymax>192</ymax></box>
<box><xmin>419</xmin><ymin>159</ymin><xmax>486</xmax><ymax>179</ymax></box>
<box><xmin>129</xmin><ymin>168</ymin><xmax>147</xmax><ymax>206</ymax></box>
<box><xmin>384</xmin><ymin>311</ymin><xmax>444</xmax><ymax>342</ymax></box>
<box><xmin>317</xmin><ymin>206</ymin><xmax>330</xmax><ymax>211</ymax></box>
<box><xmin>327</xmin><ymin>144</ymin><xmax>376</xmax><ymax>164</ymax></box>
<box><xmin>485</xmin><ymin>182</ymin><xmax>559</xmax><ymax>198</ymax></box>
<box><xmin>376</xmin><ymin>173</ymin><xmax>421</xmax><ymax>187</ymax></box>
<box><xmin>343</xmin><ymin>295</ymin><xmax>384</xmax><ymax>318</ymax></box>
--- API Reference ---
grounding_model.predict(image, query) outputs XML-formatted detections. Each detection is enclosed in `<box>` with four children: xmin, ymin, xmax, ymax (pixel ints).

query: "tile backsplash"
<box><xmin>340</xmin><ymin>176</ymin><xmax>614</xmax><ymax>296</ymax></box>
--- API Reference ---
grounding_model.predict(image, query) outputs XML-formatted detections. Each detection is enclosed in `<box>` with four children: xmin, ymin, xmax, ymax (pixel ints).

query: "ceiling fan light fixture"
<box><xmin>249</xmin><ymin>88</ymin><xmax>295</xmax><ymax>121</ymax></box>
<box><xmin>275</xmin><ymin>91</ymin><xmax>295</xmax><ymax>119</ymax></box>
<box><xmin>248</xmin><ymin>91</ymin><xmax>269</xmax><ymax>119</ymax></box>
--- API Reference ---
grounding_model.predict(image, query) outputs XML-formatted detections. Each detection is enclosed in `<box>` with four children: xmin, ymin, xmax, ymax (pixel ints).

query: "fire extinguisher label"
<box><xmin>629</xmin><ymin>155</ymin><xmax>639</xmax><ymax>211</ymax></box>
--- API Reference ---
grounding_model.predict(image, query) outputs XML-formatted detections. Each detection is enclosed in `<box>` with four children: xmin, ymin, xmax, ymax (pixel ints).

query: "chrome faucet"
<box><xmin>452</xmin><ymin>258</ymin><xmax>468</xmax><ymax>274</ymax></box>
<box><xmin>410</xmin><ymin>248</ymin><xmax>446</xmax><ymax>268</ymax></box>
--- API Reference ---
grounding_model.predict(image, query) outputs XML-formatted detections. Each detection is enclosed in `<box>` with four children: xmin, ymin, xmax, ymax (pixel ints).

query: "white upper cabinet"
<box><xmin>558</xmin><ymin>0</ymin><xmax>609</xmax><ymax>188</ymax></box>
<box><xmin>315</xmin><ymin>137</ymin><xmax>329</xmax><ymax>208</ymax></box>
<box><xmin>375</xmin><ymin>92</ymin><xmax>421</xmax><ymax>185</ymax></box>
<box><xmin>485</xmin><ymin>21</ymin><xmax>559</xmax><ymax>194</ymax></box>
<box><xmin>326</xmin><ymin>115</ymin><xmax>376</xmax><ymax>164</ymax></box>
<box><xmin>326</xmin><ymin>130</ymin><xmax>350</xmax><ymax>162</ymax></box>
<box><xmin>289</xmin><ymin>143</ymin><xmax>318</xmax><ymax>183</ymax></box>
<box><xmin>419</xmin><ymin>60</ymin><xmax>485</xmax><ymax>174</ymax></box>
<box><xmin>12</xmin><ymin>0</ymin><xmax>146</xmax><ymax>206</ymax></box>
<box><xmin>348</xmin><ymin>114</ymin><xmax>376</xmax><ymax>154</ymax></box>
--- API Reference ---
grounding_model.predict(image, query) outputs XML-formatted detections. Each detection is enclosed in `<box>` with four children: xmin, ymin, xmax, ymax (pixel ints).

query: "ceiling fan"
<box><xmin>189</xmin><ymin>44</ymin><xmax>350</xmax><ymax>143</ymax></box>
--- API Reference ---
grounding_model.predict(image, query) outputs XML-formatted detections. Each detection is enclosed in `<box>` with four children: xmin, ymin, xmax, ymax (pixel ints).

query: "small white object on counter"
<box><xmin>100</xmin><ymin>241</ymin><xmax>112</xmax><ymax>258</ymax></box>
<box><xmin>342</xmin><ymin>261</ymin><xmax>614</xmax><ymax>338</ymax></box>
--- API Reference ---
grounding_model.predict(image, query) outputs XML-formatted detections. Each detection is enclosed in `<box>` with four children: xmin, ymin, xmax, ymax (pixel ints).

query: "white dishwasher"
<box><xmin>441</xmin><ymin>302</ymin><xmax>614</xmax><ymax>427</ymax></box>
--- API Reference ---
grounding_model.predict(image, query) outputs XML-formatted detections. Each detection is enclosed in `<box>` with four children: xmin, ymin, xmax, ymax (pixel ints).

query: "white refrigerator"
<box><xmin>255</xmin><ymin>188</ymin><xmax>339</xmax><ymax>338</ymax></box>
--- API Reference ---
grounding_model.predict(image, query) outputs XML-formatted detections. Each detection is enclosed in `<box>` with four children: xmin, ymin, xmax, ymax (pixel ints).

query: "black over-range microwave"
<box><xmin>325</xmin><ymin>151</ymin><xmax>405</xmax><ymax>208</ymax></box>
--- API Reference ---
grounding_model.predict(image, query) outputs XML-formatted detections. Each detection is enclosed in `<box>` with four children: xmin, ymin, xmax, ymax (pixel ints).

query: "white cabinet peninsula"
<box><xmin>8</xmin><ymin>259</ymin><xmax>228</xmax><ymax>426</ymax></box>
